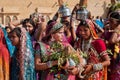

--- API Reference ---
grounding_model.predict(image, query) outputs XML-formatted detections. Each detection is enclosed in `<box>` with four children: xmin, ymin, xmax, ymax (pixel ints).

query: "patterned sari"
<box><xmin>0</xmin><ymin>24</ymin><xmax>15</xmax><ymax>56</ymax></box>
<box><xmin>75</xmin><ymin>39</ymin><xmax>108</xmax><ymax>80</ymax></box>
<box><xmin>105</xmin><ymin>31</ymin><xmax>120</xmax><ymax>80</ymax></box>
<box><xmin>35</xmin><ymin>41</ymin><xmax>76</xmax><ymax>80</ymax></box>
<box><xmin>10</xmin><ymin>28</ymin><xmax>36</xmax><ymax>80</ymax></box>
<box><xmin>0</xmin><ymin>28</ymin><xmax>10</xmax><ymax>80</ymax></box>
<box><xmin>75</xmin><ymin>19</ymin><xmax>108</xmax><ymax>80</ymax></box>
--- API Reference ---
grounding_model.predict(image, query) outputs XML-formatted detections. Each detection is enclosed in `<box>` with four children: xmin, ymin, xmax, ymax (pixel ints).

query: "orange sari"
<box><xmin>0</xmin><ymin>28</ymin><xmax>10</xmax><ymax>80</ymax></box>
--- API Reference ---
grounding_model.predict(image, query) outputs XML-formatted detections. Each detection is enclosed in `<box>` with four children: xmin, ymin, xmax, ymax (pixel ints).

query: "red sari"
<box><xmin>75</xmin><ymin>19</ymin><xmax>108</xmax><ymax>80</ymax></box>
<box><xmin>75</xmin><ymin>39</ymin><xmax>108</xmax><ymax>80</ymax></box>
<box><xmin>0</xmin><ymin>28</ymin><xmax>10</xmax><ymax>80</ymax></box>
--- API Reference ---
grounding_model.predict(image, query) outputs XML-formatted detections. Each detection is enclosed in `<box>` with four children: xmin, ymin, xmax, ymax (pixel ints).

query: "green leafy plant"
<box><xmin>45</xmin><ymin>42</ymin><xmax>80</xmax><ymax>73</ymax></box>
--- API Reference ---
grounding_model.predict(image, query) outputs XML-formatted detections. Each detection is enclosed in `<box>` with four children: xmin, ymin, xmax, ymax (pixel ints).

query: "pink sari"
<box><xmin>35</xmin><ymin>41</ymin><xmax>76</xmax><ymax>80</ymax></box>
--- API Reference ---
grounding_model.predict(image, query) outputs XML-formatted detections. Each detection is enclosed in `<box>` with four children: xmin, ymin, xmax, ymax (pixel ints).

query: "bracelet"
<box><xmin>108</xmin><ymin>30</ymin><xmax>114</xmax><ymax>32</ymax></box>
<box><xmin>77</xmin><ymin>64</ymin><xmax>85</xmax><ymax>79</ymax></box>
<box><xmin>47</xmin><ymin>61</ymin><xmax>52</xmax><ymax>68</ymax></box>
<box><xmin>93</xmin><ymin>63</ymin><xmax>103</xmax><ymax>71</ymax></box>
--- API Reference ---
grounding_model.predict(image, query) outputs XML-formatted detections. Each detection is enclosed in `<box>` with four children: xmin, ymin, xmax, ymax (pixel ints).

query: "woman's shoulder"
<box><xmin>92</xmin><ymin>38</ymin><xmax>105</xmax><ymax>44</ymax></box>
<box><xmin>92</xmin><ymin>38</ymin><xmax>107</xmax><ymax>53</ymax></box>
<box><xmin>35</xmin><ymin>41</ymin><xmax>50</xmax><ymax>54</ymax></box>
<box><xmin>35</xmin><ymin>42</ymin><xmax>49</xmax><ymax>49</ymax></box>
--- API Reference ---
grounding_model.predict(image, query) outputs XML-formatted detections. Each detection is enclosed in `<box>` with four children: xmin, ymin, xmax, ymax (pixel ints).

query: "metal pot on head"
<box><xmin>58</xmin><ymin>5</ymin><xmax>71</xmax><ymax>18</ymax></box>
<box><xmin>76</xmin><ymin>7</ymin><xmax>89</xmax><ymax>20</ymax></box>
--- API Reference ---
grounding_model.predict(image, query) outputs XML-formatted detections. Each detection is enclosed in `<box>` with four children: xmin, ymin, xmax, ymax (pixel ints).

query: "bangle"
<box><xmin>47</xmin><ymin>61</ymin><xmax>52</xmax><ymax>68</ymax></box>
<box><xmin>93</xmin><ymin>63</ymin><xmax>103</xmax><ymax>71</ymax></box>
<box><xmin>77</xmin><ymin>64</ymin><xmax>85</xmax><ymax>79</ymax></box>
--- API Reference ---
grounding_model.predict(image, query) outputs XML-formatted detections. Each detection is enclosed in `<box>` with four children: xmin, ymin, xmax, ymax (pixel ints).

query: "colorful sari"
<box><xmin>75</xmin><ymin>19</ymin><xmax>108</xmax><ymax>80</ymax></box>
<box><xmin>75</xmin><ymin>39</ymin><xmax>108</xmax><ymax>80</ymax></box>
<box><xmin>10</xmin><ymin>28</ymin><xmax>36</xmax><ymax>80</ymax></box>
<box><xmin>0</xmin><ymin>28</ymin><xmax>10</xmax><ymax>80</ymax></box>
<box><xmin>35</xmin><ymin>41</ymin><xmax>76</xmax><ymax>80</ymax></box>
<box><xmin>104</xmin><ymin>31</ymin><xmax>120</xmax><ymax>80</ymax></box>
<box><xmin>0</xmin><ymin>24</ymin><xmax>15</xmax><ymax>56</ymax></box>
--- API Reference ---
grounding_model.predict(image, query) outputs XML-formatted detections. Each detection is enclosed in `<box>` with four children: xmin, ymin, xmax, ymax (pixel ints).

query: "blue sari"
<box><xmin>10</xmin><ymin>28</ymin><xmax>36</xmax><ymax>80</ymax></box>
<box><xmin>0</xmin><ymin>24</ymin><xmax>15</xmax><ymax>56</ymax></box>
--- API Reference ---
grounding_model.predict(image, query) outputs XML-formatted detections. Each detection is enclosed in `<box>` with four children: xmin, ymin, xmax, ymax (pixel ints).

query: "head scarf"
<box><xmin>0</xmin><ymin>27</ymin><xmax>10</xmax><ymax>80</ymax></box>
<box><xmin>42</xmin><ymin>21</ymin><xmax>63</xmax><ymax>43</ymax></box>
<box><xmin>46</xmin><ymin>22</ymin><xmax>63</xmax><ymax>37</ymax></box>
<box><xmin>76</xmin><ymin>19</ymin><xmax>98</xmax><ymax>39</ymax></box>
<box><xmin>11</xmin><ymin>27</ymin><xmax>35</xmax><ymax>80</ymax></box>
<box><xmin>0</xmin><ymin>28</ymin><xmax>5</xmax><ymax>45</ymax></box>
<box><xmin>0</xmin><ymin>25</ymin><xmax>15</xmax><ymax>56</ymax></box>
<box><xmin>18</xmin><ymin>27</ymin><xmax>27</xmax><ymax>78</ymax></box>
<box><xmin>86</xmin><ymin>19</ymin><xmax>99</xmax><ymax>39</ymax></box>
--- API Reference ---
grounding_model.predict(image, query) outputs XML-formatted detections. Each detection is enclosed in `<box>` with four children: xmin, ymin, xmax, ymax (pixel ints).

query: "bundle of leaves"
<box><xmin>45</xmin><ymin>42</ymin><xmax>80</xmax><ymax>73</ymax></box>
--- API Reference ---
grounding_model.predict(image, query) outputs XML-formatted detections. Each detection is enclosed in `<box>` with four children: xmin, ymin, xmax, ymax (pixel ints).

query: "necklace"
<box><xmin>81</xmin><ymin>38</ymin><xmax>92</xmax><ymax>59</ymax></box>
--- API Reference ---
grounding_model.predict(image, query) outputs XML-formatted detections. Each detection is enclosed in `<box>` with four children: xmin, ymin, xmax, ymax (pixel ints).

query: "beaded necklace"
<box><xmin>81</xmin><ymin>38</ymin><xmax>92</xmax><ymax>59</ymax></box>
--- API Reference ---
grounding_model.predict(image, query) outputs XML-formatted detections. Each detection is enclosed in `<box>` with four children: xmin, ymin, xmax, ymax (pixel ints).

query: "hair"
<box><xmin>42</xmin><ymin>22</ymin><xmax>63</xmax><ymax>43</ymax></box>
<box><xmin>5</xmin><ymin>26</ymin><xmax>12</xmax><ymax>30</ymax></box>
<box><xmin>96</xmin><ymin>16</ymin><xmax>99</xmax><ymax>19</ymax></box>
<box><xmin>47</xmin><ymin>20</ymin><xmax>55</xmax><ymax>25</ymax></box>
<box><xmin>76</xmin><ymin>20</ymin><xmax>89</xmax><ymax>38</ymax></box>
<box><xmin>78</xmin><ymin>20</ymin><xmax>89</xmax><ymax>28</ymax></box>
<box><xmin>61</xmin><ymin>20</ymin><xmax>70</xmax><ymax>27</ymax></box>
<box><xmin>22</xmin><ymin>18</ymin><xmax>36</xmax><ymax>36</ymax></box>
<box><xmin>9</xmin><ymin>27</ymin><xmax>21</xmax><ymax>38</ymax></box>
<box><xmin>22</xmin><ymin>18</ymin><xmax>35</xmax><ymax>27</ymax></box>
<box><xmin>42</xmin><ymin>21</ymin><xmax>56</xmax><ymax>43</ymax></box>
<box><xmin>109</xmin><ymin>11</ymin><xmax>120</xmax><ymax>21</ymax></box>
<box><xmin>5</xmin><ymin>26</ymin><xmax>12</xmax><ymax>33</ymax></box>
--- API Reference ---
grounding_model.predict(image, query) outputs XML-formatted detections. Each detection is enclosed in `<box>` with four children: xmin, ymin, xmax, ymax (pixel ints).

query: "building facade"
<box><xmin>0</xmin><ymin>0</ymin><xmax>111</xmax><ymax>25</ymax></box>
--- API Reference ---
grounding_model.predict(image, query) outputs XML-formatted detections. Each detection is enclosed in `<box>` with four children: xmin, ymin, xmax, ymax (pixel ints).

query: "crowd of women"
<box><xmin>0</xmin><ymin>3</ymin><xmax>120</xmax><ymax>80</ymax></box>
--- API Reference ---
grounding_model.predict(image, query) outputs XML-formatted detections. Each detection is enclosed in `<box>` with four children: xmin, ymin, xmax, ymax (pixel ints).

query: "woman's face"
<box><xmin>9</xmin><ymin>32</ymin><xmax>20</xmax><ymax>46</ymax></box>
<box><xmin>78</xmin><ymin>26</ymin><xmax>91</xmax><ymax>40</ymax></box>
<box><xmin>52</xmin><ymin>27</ymin><xmax>64</xmax><ymax>42</ymax></box>
<box><xmin>6</xmin><ymin>28</ymin><xmax>11</xmax><ymax>33</ymax></box>
<box><xmin>24</xmin><ymin>22</ymin><xmax>34</xmax><ymax>34</ymax></box>
<box><xmin>109</xmin><ymin>18</ymin><xmax>119</xmax><ymax>29</ymax></box>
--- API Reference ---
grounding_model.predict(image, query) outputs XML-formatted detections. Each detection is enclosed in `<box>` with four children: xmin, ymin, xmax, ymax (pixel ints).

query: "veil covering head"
<box><xmin>76</xmin><ymin>19</ymin><xmax>99</xmax><ymax>39</ymax></box>
<box><xmin>0</xmin><ymin>26</ymin><xmax>10</xmax><ymax>80</ymax></box>
<box><xmin>10</xmin><ymin>27</ymin><xmax>35</xmax><ymax>80</ymax></box>
<box><xmin>19</xmin><ymin>27</ymin><xmax>35</xmax><ymax>79</ymax></box>
<box><xmin>43</xmin><ymin>21</ymin><xmax>63</xmax><ymax>42</ymax></box>
<box><xmin>86</xmin><ymin>19</ymin><xmax>99</xmax><ymax>39</ymax></box>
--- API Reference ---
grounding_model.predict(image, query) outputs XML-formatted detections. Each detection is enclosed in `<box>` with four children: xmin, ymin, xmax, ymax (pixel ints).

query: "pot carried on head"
<box><xmin>76</xmin><ymin>7</ymin><xmax>89</xmax><ymax>20</ymax></box>
<box><xmin>58</xmin><ymin>4</ymin><xmax>71</xmax><ymax>18</ymax></box>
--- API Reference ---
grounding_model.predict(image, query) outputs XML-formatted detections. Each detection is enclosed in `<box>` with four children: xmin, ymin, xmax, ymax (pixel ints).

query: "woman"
<box><xmin>104</xmin><ymin>11</ymin><xmax>120</xmax><ymax>80</ymax></box>
<box><xmin>9</xmin><ymin>18</ymin><xmax>36</xmax><ymax>46</ymax></box>
<box><xmin>0</xmin><ymin>27</ymin><xmax>10</xmax><ymax>80</ymax></box>
<box><xmin>75</xmin><ymin>19</ymin><xmax>110</xmax><ymax>80</ymax></box>
<box><xmin>35</xmin><ymin>21</ymin><xmax>83</xmax><ymax>80</ymax></box>
<box><xmin>9</xmin><ymin>27</ymin><xmax>36</xmax><ymax>80</ymax></box>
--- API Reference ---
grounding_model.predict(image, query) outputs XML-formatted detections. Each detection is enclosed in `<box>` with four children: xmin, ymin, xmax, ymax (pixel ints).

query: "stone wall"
<box><xmin>0</xmin><ymin>0</ymin><xmax>111</xmax><ymax>25</ymax></box>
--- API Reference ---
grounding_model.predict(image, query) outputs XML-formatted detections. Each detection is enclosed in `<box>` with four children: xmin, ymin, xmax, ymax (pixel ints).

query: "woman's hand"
<box><xmin>60</xmin><ymin>59</ymin><xmax>69</xmax><ymax>69</ymax></box>
<box><xmin>67</xmin><ymin>66</ymin><xmax>79</xmax><ymax>75</ymax></box>
<box><xmin>82</xmin><ymin>64</ymin><xmax>93</xmax><ymax>75</ymax></box>
<box><xmin>52</xmin><ymin>60</ymin><xmax>58</xmax><ymax>66</ymax></box>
